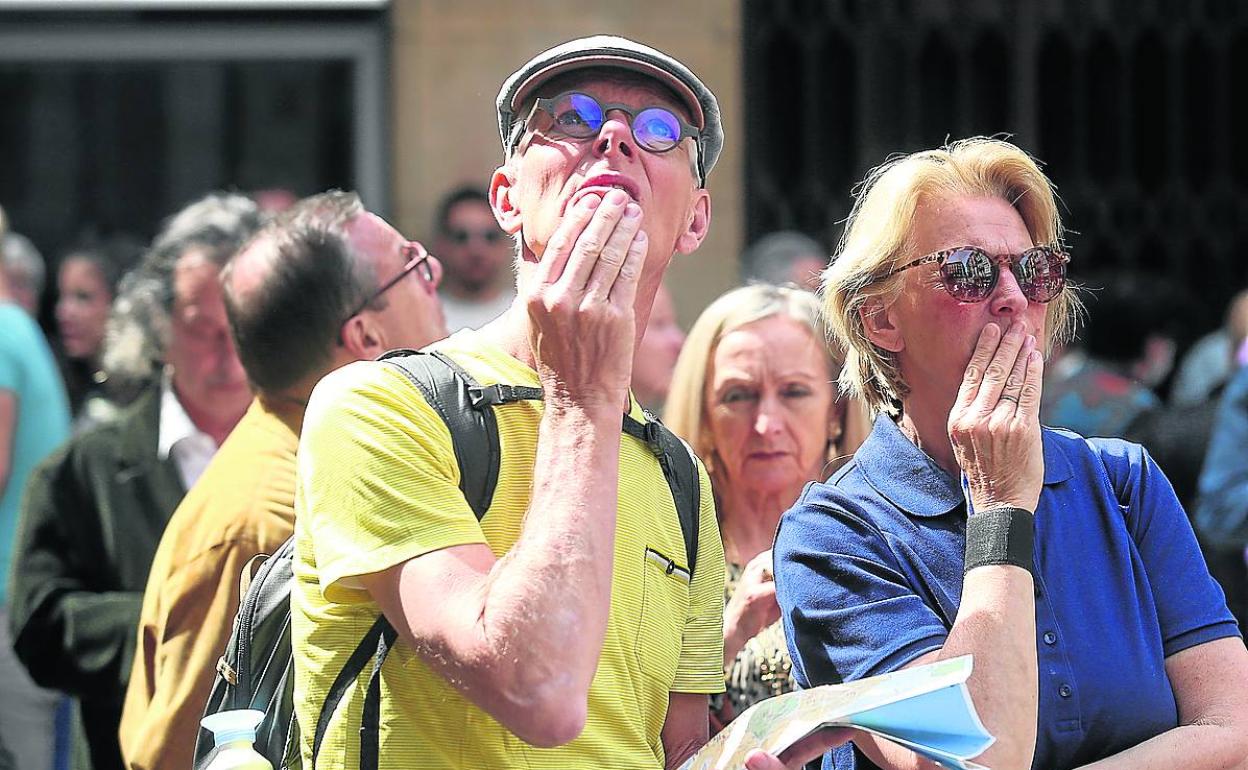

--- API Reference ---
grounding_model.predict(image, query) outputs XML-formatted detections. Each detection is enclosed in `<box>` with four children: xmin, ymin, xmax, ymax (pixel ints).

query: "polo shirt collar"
<box><xmin>856</xmin><ymin>413</ymin><xmax>1073</xmax><ymax>517</ymax></box>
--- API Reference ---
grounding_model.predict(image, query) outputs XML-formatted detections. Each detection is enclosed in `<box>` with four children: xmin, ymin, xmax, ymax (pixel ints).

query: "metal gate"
<box><xmin>745</xmin><ymin>0</ymin><xmax>1248</xmax><ymax>333</ymax></box>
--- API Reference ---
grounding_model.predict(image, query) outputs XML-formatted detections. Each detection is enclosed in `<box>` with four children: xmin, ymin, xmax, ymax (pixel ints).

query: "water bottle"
<box><xmin>200</xmin><ymin>709</ymin><xmax>273</xmax><ymax>770</ymax></box>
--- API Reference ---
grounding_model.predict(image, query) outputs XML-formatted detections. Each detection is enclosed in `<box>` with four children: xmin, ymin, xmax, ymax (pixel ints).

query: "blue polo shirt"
<box><xmin>775</xmin><ymin>415</ymin><xmax>1239</xmax><ymax>770</ymax></box>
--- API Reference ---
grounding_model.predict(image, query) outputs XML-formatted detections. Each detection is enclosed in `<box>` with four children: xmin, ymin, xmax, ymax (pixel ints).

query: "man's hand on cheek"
<box><xmin>524</xmin><ymin>188</ymin><xmax>648</xmax><ymax>410</ymax></box>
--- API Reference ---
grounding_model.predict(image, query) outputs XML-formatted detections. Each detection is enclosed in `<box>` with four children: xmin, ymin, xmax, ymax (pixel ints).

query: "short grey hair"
<box><xmin>1</xmin><ymin>232</ymin><xmax>47</xmax><ymax>298</ymax></box>
<box><xmin>102</xmin><ymin>192</ymin><xmax>263</xmax><ymax>384</ymax></box>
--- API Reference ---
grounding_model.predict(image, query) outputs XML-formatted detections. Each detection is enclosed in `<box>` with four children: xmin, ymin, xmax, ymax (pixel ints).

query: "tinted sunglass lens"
<box><xmin>551</xmin><ymin>93</ymin><xmax>603</xmax><ymax>137</ymax></box>
<box><xmin>941</xmin><ymin>247</ymin><xmax>995</xmax><ymax>302</ymax></box>
<box><xmin>632</xmin><ymin>107</ymin><xmax>682</xmax><ymax>151</ymax></box>
<box><xmin>1016</xmin><ymin>247</ymin><xmax>1066</xmax><ymax>303</ymax></box>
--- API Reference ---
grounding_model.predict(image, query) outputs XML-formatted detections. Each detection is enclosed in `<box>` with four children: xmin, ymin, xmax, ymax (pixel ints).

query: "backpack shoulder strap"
<box><xmin>310</xmin><ymin>616</ymin><xmax>393</xmax><ymax>769</ymax></box>
<box><xmin>380</xmin><ymin>348</ymin><xmax>701</xmax><ymax>568</ymax></box>
<box><xmin>622</xmin><ymin>411</ymin><xmax>701</xmax><ymax>574</ymax></box>
<box><xmin>378</xmin><ymin>348</ymin><xmax>501</xmax><ymax>519</ymax></box>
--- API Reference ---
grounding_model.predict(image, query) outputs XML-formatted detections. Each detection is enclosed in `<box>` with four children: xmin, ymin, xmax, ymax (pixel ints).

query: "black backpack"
<box><xmin>194</xmin><ymin>349</ymin><xmax>702</xmax><ymax>770</ymax></box>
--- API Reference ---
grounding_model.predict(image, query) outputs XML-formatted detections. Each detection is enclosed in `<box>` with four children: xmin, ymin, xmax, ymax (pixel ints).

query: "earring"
<box><xmin>825</xmin><ymin>423</ymin><xmax>843</xmax><ymax>461</ymax></box>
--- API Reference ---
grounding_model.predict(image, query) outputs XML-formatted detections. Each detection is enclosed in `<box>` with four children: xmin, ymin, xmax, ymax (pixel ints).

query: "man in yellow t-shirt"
<box><xmin>293</xmin><ymin>36</ymin><xmax>845</xmax><ymax>770</ymax></box>
<box><xmin>119</xmin><ymin>191</ymin><xmax>447</xmax><ymax>770</ymax></box>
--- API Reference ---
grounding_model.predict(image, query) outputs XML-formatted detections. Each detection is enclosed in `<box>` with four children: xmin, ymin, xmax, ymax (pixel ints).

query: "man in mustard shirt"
<box><xmin>292</xmin><ymin>36</ymin><xmax>846</xmax><ymax>770</ymax></box>
<box><xmin>118</xmin><ymin>191</ymin><xmax>447</xmax><ymax>770</ymax></box>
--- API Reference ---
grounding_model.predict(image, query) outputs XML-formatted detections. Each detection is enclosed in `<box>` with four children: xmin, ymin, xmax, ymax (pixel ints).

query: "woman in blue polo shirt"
<box><xmin>774</xmin><ymin>137</ymin><xmax>1248</xmax><ymax>770</ymax></box>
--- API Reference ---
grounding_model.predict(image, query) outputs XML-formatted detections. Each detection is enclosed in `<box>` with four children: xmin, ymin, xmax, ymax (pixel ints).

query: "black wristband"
<box><xmin>964</xmin><ymin>507</ymin><xmax>1035</xmax><ymax>574</ymax></box>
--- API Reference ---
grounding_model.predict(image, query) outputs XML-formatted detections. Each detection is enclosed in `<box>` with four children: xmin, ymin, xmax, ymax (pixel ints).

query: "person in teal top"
<box><xmin>0</xmin><ymin>300</ymin><xmax>71</xmax><ymax>602</ymax></box>
<box><xmin>0</xmin><ymin>272</ymin><xmax>70</xmax><ymax>770</ymax></box>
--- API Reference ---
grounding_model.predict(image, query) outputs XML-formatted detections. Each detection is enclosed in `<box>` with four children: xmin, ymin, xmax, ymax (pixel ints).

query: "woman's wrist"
<box><xmin>723</xmin><ymin>615</ymin><xmax>747</xmax><ymax>663</ymax></box>
<box><xmin>965</xmin><ymin>506</ymin><xmax>1035</xmax><ymax>574</ymax></box>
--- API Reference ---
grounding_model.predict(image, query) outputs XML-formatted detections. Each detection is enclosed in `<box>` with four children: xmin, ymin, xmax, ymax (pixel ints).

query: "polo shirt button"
<box><xmin>1058</xmin><ymin>684</ymin><xmax>1073</xmax><ymax>698</ymax></box>
<box><xmin>1043</xmin><ymin>631</ymin><xmax>1057</xmax><ymax>645</ymax></box>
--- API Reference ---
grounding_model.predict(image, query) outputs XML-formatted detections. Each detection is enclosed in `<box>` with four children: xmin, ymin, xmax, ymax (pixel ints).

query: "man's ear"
<box><xmin>674</xmin><ymin>188</ymin><xmax>711</xmax><ymax>255</ymax></box>
<box><xmin>340</xmin><ymin>315</ymin><xmax>386</xmax><ymax>361</ymax></box>
<box><xmin>859</xmin><ymin>297</ymin><xmax>905</xmax><ymax>353</ymax></box>
<box><xmin>490</xmin><ymin>164</ymin><xmax>523</xmax><ymax>235</ymax></box>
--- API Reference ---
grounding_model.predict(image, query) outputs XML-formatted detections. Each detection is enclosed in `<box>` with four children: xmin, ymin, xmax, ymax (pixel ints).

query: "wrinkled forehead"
<box><xmin>524</xmin><ymin>67</ymin><xmax>694</xmax><ymax>124</ymax></box>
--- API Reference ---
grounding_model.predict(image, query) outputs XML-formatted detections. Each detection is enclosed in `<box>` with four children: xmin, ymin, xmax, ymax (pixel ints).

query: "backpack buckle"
<box><xmin>470</xmin><ymin>383</ymin><xmax>543</xmax><ymax>408</ymax></box>
<box><xmin>216</xmin><ymin>656</ymin><xmax>239</xmax><ymax>686</ymax></box>
<box><xmin>467</xmin><ymin>385</ymin><xmax>497</xmax><ymax>408</ymax></box>
<box><xmin>496</xmin><ymin>384</ymin><xmax>518</xmax><ymax>403</ymax></box>
<box><xmin>642</xmin><ymin>420</ymin><xmax>664</xmax><ymax>458</ymax></box>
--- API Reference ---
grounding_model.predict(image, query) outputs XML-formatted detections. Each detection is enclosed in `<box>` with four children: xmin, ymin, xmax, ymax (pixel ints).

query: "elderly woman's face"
<box><xmin>705</xmin><ymin>314</ymin><xmax>837</xmax><ymax>499</ymax></box>
<box><xmin>877</xmin><ymin>195</ymin><xmax>1049</xmax><ymax>408</ymax></box>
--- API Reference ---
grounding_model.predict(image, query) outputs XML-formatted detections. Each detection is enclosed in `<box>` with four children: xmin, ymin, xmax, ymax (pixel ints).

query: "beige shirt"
<box><xmin>120</xmin><ymin>398</ymin><xmax>300</xmax><ymax>770</ymax></box>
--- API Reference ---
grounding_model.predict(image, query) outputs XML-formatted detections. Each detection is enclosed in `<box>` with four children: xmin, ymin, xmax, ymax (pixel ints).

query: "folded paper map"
<box><xmin>680</xmin><ymin>655</ymin><xmax>992</xmax><ymax>770</ymax></box>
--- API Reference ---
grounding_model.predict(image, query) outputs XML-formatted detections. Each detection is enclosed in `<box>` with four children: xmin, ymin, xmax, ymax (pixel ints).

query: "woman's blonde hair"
<box><xmin>823</xmin><ymin>137</ymin><xmax>1082</xmax><ymax>416</ymax></box>
<box><xmin>664</xmin><ymin>283</ymin><xmax>845</xmax><ymax>476</ymax></box>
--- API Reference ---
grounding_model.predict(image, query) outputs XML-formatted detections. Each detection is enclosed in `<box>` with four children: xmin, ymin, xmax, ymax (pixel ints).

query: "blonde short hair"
<box><xmin>823</xmin><ymin>137</ymin><xmax>1081</xmax><ymax>416</ymax></box>
<box><xmin>664</xmin><ymin>283</ymin><xmax>842</xmax><ymax>474</ymax></box>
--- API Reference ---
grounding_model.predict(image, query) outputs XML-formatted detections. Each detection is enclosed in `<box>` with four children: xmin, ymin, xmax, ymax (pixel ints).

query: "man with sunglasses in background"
<box><xmin>118</xmin><ymin>191</ymin><xmax>446</xmax><ymax>770</ymax></box>
<box><xmin>289</xmin><ymin>36</ymin><xmax>846</xmax><ymax>770</ymax></box>
<box><xmin>434</xmin><ymin>186</ymin><xmax>516</xmax><ymax>331</ymax></box>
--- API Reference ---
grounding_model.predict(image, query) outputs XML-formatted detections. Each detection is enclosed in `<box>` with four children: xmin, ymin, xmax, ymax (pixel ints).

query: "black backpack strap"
<box><xmin>468</xmin><ymin>382</ymin><xmax>545</xmax><ymax>407</ymax></box>
<box><xmin>311</xmin><ymin>616</ymin><xmax>393</xmax><ymax>769</ymax></box>
<box><xmin>379</xmin><ymin>348</ymin><xmax>499</xmax><ymax>519</ymax></box>
<box><xmin>622</xmin><ymin>411</ymin><xmax>701</xmax><ymax>574</ymax></box>
<box><xmin>359</xmin><ymin>621</ymin><xmax>398</xmax><ymax>770</ymax></box>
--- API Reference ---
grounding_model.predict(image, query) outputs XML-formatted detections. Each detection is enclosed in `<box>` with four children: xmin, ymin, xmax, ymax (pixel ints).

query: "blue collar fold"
<box><xmin>856</xmin><ymin>414</ymin><xmax>1073</xmax><ymax>517</ymax></box>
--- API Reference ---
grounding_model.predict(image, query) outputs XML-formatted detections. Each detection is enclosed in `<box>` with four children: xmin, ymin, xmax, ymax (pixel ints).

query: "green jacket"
<box><xmin>8</xmin><ymin>384</ymin><xmax>185</xmax><ymax>770</ymax></box>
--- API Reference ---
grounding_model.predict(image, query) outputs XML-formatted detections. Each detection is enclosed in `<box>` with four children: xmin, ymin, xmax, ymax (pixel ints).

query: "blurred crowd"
<box><xmin>0</xmin><ymin>32</ymin><xmax>1246</xmax><ymax>770</ymax></box>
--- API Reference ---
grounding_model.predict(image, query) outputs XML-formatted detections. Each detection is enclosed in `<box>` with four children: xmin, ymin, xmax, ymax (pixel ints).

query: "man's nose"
<box><xmin>594</xmin><ymin>113</ymin><xmax>635</xmax><ymax>159</ymax></box>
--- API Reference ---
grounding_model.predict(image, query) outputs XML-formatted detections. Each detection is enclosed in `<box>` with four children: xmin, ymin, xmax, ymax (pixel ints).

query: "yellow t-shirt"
<box><xmin>292</xmin><ymin>330</ymin><xmax>725</xmax><ymax>769</ymax></box>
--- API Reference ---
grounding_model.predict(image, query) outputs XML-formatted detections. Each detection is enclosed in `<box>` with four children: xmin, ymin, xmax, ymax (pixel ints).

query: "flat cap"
<box><xmin>496</xmin><ymin>35</ymin><xmax>723</xmax><ymax>187</ymax></box>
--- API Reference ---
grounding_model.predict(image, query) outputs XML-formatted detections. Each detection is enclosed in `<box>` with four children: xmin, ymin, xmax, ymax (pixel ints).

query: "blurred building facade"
<box><xmin>2</xmin><ymin>0</ymin><xmax>1247</xmax><ymax>336</ymax></box>
<box><xmin>0</xmin><ymin>0</ymin><xmax>741</xmax><ymax>328</ymax></box>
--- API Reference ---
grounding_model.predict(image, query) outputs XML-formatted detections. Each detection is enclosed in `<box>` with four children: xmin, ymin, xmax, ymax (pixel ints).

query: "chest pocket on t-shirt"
<box><xmin>634</xmin><ymin>546</ymin><xmax>690</xmax><ymax>686</ymax></box>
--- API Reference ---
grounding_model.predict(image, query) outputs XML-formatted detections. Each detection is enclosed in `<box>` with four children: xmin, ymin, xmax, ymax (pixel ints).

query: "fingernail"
<box><xmin>606</xmin><ymin>189</ymin><xmax>628</xmax><ymax>205</ymax></box>
<box><xmin>624</xmin><ymin>202</ymin><xmax>641</xmax><ymax>219</ymax></box>
<box><xmin>581</xmin><ymin>194</ymin><xmax>601</xmax><ymax>209</ymax></box>
<box><xmin>635</xmin><ymin>230</ymin><xmax>648</xmax><ymax>241</ymax></box>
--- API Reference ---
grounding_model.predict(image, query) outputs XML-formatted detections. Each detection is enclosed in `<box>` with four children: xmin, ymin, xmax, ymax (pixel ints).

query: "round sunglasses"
<box><xmin>884</xmin><ymin>244</ymin><xmax>1070</xmax><ymax>303</ymax></box>
<box><xmin>526</xmin><ymin>91</ymin><xmax>699</xmax><ymax>154</ymax></box>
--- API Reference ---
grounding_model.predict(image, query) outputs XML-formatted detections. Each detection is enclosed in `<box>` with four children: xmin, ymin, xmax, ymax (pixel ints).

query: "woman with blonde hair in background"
<box><xmin>665</xmin><ymin>282</ymin><xmax>862</xmax><ymax>729</ymax></box>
